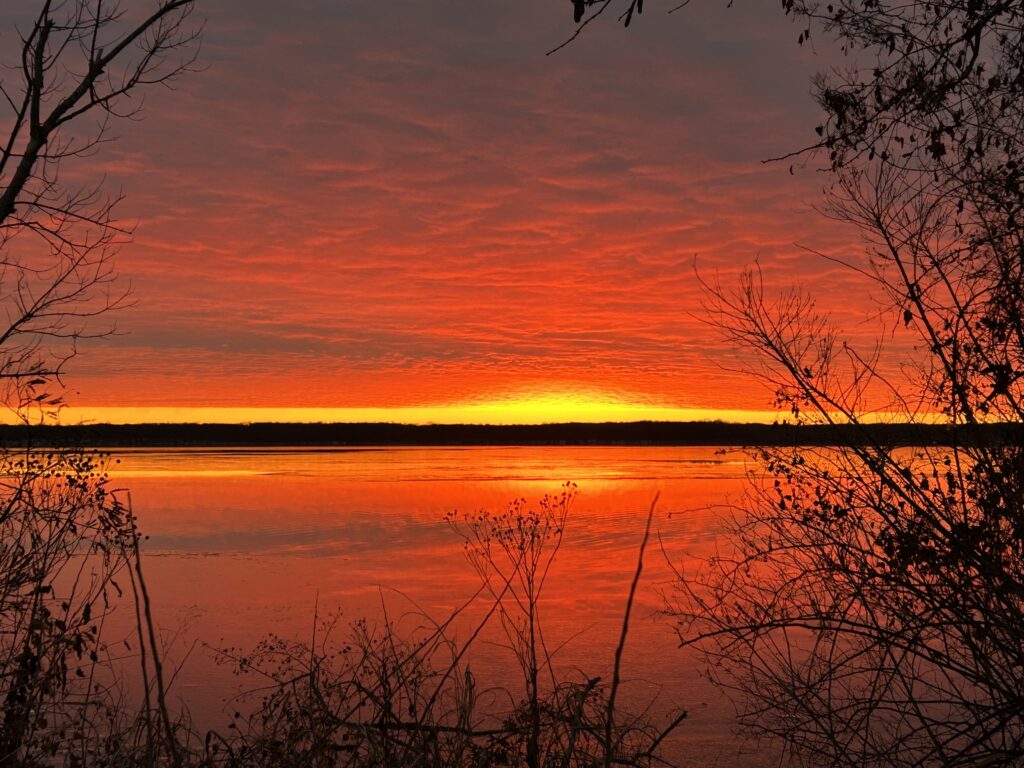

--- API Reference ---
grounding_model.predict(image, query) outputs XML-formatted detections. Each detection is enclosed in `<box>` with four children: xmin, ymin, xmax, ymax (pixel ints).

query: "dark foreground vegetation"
<box><xmin>0</xmin><ymin>468</ymin><xmax>687</xmax><ymax>768</ymax></box>
<box><xmin>3</xmin><ymin>1</ymin><xmax>1024</xmax><ymax>767</ymax></box>
<box><xmin>3</xmin><ymin>420</ymin><xmax>1022</xmax><ymax>448</ymax></box>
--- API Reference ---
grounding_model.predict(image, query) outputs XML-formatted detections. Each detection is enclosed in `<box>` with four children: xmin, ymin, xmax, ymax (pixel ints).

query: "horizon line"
<box><xmin>23</xmin><ymin>405</ymin><xmax>788</xmax><ymax>427</ymax></box>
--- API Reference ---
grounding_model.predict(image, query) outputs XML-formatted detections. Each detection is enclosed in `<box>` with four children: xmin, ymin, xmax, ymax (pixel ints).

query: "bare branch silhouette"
<box><xmin>0</xmin><ymin>3</ymin><xmax>199</xmax><ymax>765</ymax></box>
<box><xmin>0</xmin><ymin>0</ymin><xmax>198</xmax><ymax>421</ymax></box>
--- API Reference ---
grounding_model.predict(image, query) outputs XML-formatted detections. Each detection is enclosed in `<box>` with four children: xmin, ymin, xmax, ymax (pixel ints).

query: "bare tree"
<box><xmin>0</xmin><ymin>3</ymin><xmax>198</xmax><ymax>765</ymax></box>
<box><xmin>0</xmin><ymin>0</ymin><xmax>198</xmax><ymax>419</ymax></box>
<box><xmin>554</xmin><ymin>1</ymin><xmax>1024</xmax><ymax>765</ymax></box>
<box><xmin>678</xmin><ymin>260</ymin><xmax>1024</xmax><ymax>766</ymax></box>
<box><xmin>667</xmin><ymin>3</ymin><xmax>1024</xmax><ymax>767</ymax></box>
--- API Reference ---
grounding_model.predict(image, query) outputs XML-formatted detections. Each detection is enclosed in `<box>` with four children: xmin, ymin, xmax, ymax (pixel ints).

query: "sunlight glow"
<box><xmin>46</xmin><ymin>400</ymin><xmax>783</xmax><ymax>425</ymax></box>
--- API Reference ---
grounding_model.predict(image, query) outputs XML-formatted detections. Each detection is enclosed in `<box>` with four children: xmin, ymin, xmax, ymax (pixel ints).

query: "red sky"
<box><xmin>3</xmin><ymin>1</ymin><xmax>904</xmax><ymax>423</ymax></box>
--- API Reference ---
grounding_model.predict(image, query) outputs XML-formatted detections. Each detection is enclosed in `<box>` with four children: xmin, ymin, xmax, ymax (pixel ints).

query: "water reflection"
<box><xmin>110</xmin><ymin>446</ymin><xmax>765</xmax><ymax>766</ymax></box>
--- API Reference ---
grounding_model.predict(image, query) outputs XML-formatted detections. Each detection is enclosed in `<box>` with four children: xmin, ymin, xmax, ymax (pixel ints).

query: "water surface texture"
<box><xmin>112</xmin><ymin>446</ymin><xmax>767</xmax><ymax>766</ymax></box>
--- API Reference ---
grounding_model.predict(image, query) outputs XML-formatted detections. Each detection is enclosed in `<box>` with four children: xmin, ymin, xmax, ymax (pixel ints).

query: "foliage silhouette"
<box><xmin>213</xmin><ymin>488</ymin><xmax>685</xmax><ymax>768</ymax></box>
<box><xmin>554</xmin><ymin>1</ymin><xmax>1024</xmax><ymax>764</ymax></box>
<box><xmin>680</xmin><ymin>3</ymin><xmax>1024</xmax><ymax>767</ymax></box>
<box><xmin>0</xmin><ymin>2</ymin><xmax>199</xmax><ymax>766</ymax></box>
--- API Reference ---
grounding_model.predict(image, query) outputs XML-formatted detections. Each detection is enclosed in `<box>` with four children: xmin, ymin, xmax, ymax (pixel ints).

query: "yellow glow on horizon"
<box><xmin>39</xmin><ymin>400</ymin><xmax>784</xmax><ymax>426</ymax></box>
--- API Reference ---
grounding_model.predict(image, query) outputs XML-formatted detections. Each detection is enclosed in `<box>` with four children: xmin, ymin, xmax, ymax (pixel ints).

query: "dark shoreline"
<box><xmin>0</xmin><ymin>420</ymin><xmax>1020</xmax><ymax>448</ymax></box>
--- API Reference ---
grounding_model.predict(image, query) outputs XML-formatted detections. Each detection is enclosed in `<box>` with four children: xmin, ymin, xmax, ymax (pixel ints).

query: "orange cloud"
<box><xmin>0</xmin><ymin>0</ymin><xmax>910</xmax><ymax>421</ymax></box>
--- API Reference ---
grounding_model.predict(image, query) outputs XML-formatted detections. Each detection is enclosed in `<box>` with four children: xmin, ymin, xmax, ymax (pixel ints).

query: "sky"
<box><xmin>3</xmin><ymin>1</ymin><xmax>897</xmax><ymax>424</ymax></box>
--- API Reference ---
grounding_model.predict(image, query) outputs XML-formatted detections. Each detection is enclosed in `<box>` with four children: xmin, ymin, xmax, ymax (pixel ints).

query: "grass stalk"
<box><xmin>604</xmin><ymin>492</ymin><xmax>659</xmax><ymax>768</ymax></box>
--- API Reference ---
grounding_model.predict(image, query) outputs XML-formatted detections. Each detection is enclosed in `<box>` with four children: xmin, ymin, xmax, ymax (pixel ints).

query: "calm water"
<box><xmin>109</xmin><ymin>446</ymin><xmax>771</xmax><ymax>766</ymax></box>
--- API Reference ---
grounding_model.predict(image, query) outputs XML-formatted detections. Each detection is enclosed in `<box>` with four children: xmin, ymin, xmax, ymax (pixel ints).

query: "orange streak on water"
<box><xmin>104</xmin><ymin>446</ymin><xmax>765</xmax><ymax>764</ymax></box>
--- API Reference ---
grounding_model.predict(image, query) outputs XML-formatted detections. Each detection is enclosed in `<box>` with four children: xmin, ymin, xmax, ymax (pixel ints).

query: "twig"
<box><xmin>605</xmin><ymin>492</ymin><xmax>659</xmax><ymax>767</ymax></box>
<box><xmin>128</xmin><ymin>496</ymin><xmax>183</xmax><ymax>768</ymax></box>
